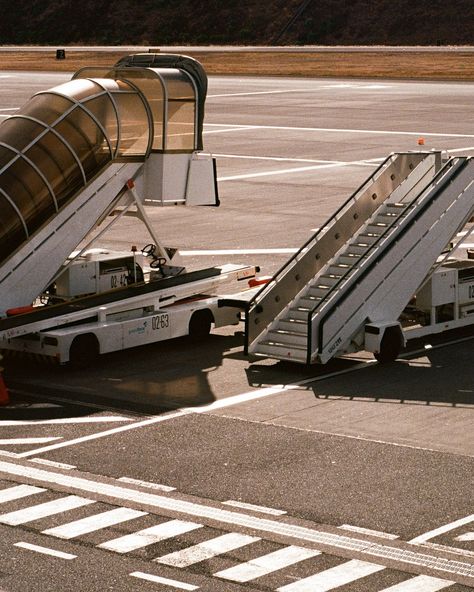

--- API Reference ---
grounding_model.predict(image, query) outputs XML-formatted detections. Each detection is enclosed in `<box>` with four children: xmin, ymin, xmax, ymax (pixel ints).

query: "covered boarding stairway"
<box><xmin>0</xmin><ymin>54</ymin><xmax>218</xmax><ymax>316</ymax></box>
<box><xmin>245</xmin><ymin>151</ymin><xmax>474</xmax><ymax>364</ymax></box>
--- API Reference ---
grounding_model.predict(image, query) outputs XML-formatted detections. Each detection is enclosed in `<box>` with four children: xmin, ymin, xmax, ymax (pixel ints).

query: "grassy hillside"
<box><xmin>0</xmin><ymin>0</ymin><xmax>472</xmax><ymax>46</ymax></box>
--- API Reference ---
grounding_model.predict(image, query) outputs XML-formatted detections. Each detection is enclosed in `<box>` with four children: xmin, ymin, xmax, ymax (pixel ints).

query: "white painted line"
<box><xmin>15</xmin><ymin>360</ymin><xmax>375</xmax><ymax>458</ymax></box>
<box><xmin>0</xmin><ymin>484</ymin><xmax>46</xmax><ymax>503</ymax></box>
<box><xmin>223</xmin><ymin>500</ymin><xmax>287</xmax><ymax>516</ymax></box>
<box><xmin>43</xmin><ymin>507</ymin><xmax>147</xmax><ymax>539</ymax></box>
<box><xmin>276</xmin><ymin>559</ymin><xmax>385</xmax><ymax>591</ymax></box>
<box><xmin>205</xmin><ymin>122</ymin><xmax>474</xmax><ymax>139</ymax></box>
<box><xmin>218</xmin><ymin>161</ymin><xmax>374</xmax><ymax>182</ymax></box>
<box><xmin>208</xmin><ymin>89</ymin><xmax>312</xmax><ymax>98</ymax></box>
<box><xmin>15</xmin><ymin>408</ymin><xmax>193</xmax><ymax>458</ymax></box>
<box><xmin>130</xmin><ymin>571</ymin><xmax>198</xmax><ymax>591</ymax></box>
<box><xmin>339</xmin><ymin>524</ymin><xmax>399</xmax><ymax>540</ymax></box>
<box><xmin>378</xmin><ymin>575</ymin><xmax>455</xmax><ymax>591</ymax></box>
<box><xmin>447</xmin><ymin>146</ymin><xmax>474</xmax><ymax>154</ymax></box>
<box><xmin>180</xmin><ymin>248</ymin><xmax>298</xmax><ymax>256</ymax></box>
<box><xmin>203</xmin><ymin>125</ymin><xmax>256</xmax><ymax>136</ymax></box>
<box><xmin>0</xmin><ymin>495</ymin><xmax>95</xmax><ymax>525</ymax></box>
<box><xmin>0</xmin><ymin>450</ymin><xmax>20</xmax><ymax>458</ymax></box>
<box><xmin>215</xmin><ymin>153</ymin><xmax>384</xmax><ymax>167</ymax></box>
<box><xmin>118</xmin><ymin>476</ymin><xmax>176</xmax><ymax>492</ymax></box>
<box><xmin>14</xmin><ymin>541</ymin><xmax>76</xmax><ymax>560</ymax></box>
<box><xmin>0</xmin><ymin>107</ymin><xmax>18</xmax><ymax>111</ymax></box>
<box><xmin>0</xmin><ymin>437</ymin><xmax>62</xmax><ymax>445</ymax></box>
<box><xmin>156</xmin><ymin>532</ymin><xmax>260</xmax><ymax>567</ymax></box>
<box><xmin>99</xmin><ymin>519</ymin><xmax>202</xmax><ymax>553</ymax></box>
<box><xmin>30</xmin><ymin>458</ymin><xmax>76</xmax><ymax>470</ymax></box>
<box><xmin>410</xmin><ymin>514</ymin><xmax>474</xmax><ymax>543</ymax></box>
<box><xmin>215</xmin><ymin>545</ymin><xmax>320</xmax><ymax>582</ymax></box>
<box><xmin>0</xmin><ymin>460</ymin><xmax>472</xmax><ymax>579</ymax></box>
<box><xmin>456</xmin><ymin>531</ymin><xmax>474</xmax><ymax>541</ymax></box>
<box><xmin>0</xmin><ymin>415</ymin><xmax>134</xmax><ymax>426</ymax></box>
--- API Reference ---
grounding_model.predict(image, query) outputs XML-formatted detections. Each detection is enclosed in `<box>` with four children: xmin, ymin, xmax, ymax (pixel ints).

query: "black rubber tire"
<box><xmin>374</xmin><ymin>327</ymin><xmax>403</xmax><ymax>363</ymax></box>
<box><xmin>69</xmin><ymin>334</ymin><xmax>100</xmax><ymax>368</ymax></box>
<box><xmin>188</xmin><ymin>310</ymin><xmax>213</xmax><ymax>340</ymax></box>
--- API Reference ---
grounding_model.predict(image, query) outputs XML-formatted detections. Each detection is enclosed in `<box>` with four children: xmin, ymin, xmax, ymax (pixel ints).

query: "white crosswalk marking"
<box><xmin>378</xmin><ymin>574</ymin><xmax>455</xmax><ymax>591</ymax></box>
<box><xmin>98</xmin><ymin>519</ymin><xmax>203</xmax><ymax>553</ymax></box>
<box><xmin>277</xmin><ymin>559</ymin><xmax>385</xmax><ymax>591</ymax></box>
<box><xmin>456</xmin><ymin>531</ymin><xmax>474</xmax><ymax>541</ymax></box>
<box><xmin>42</xmin><ymin>507</ymin><xmax>148</xmax><ymax>539</ymax></box>
<box><xmin>214</xmin><ymin>545</ymin><xmax>321</xmax><ymax>582</ymax></box>
<box><xmin>156</xmin><ymin>532</ymin><xmax>260</xmax><ymax>567</ymax></box>
<box><xmin>0</xmin><ymin>495</ymin><xmax>95</xmax><ymax>525</ymax></box>
<box><xmin>0</xmin><ymin>484</ymin><xmax>46</xmax><ymax>503</ymax></box>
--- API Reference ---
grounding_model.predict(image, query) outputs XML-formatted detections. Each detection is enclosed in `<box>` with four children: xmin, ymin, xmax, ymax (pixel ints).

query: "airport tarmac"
<box><xmin>0</xmin><ymin>70</ymin><xmax>473</xmax><ymax>592</ymax></box>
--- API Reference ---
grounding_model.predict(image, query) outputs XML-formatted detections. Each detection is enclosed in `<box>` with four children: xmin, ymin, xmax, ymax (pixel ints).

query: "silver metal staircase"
<box><xmin>246</xmin><ymin>151</ymin><xmax>474</xmax><ymax>364</ymax></box>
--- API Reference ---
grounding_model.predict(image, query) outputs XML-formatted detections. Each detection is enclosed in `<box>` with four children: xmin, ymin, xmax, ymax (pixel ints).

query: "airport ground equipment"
<box><xmin>0</xmin><ymin>54</ymin><xmax>260</xmax><ymax>364</ymax></box>
<box><xmin>245</xmin><ymin>151</ymin><xmax>474</xmax><ymax>364</ymax></box>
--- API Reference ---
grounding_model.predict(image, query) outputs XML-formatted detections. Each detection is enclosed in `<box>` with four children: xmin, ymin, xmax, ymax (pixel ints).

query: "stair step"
<box><xmin>278</xmin><ymin>319</ymin><xmax>307</xmax><ymax>333</ymax></box>
<box><xmin>299</xmin><ymin>296</ymin><xmax>322</xmax><ymax>308</ymax></box>
<box><xmin>253</xmin><ymin>341</ymin><xmax>307</xmax><ymax>363</ymax></box>
<box><xmin>267</xmin><ymin>329</ymin><xmax>307</xmax><ymax>347</ymax></box>
<box><xmin>286</xmin><ymin>307</ymin><xmax>311</xmax><ymax>321</ymax></box>
<box><xmin>386</xmin><ymin>202</ymin><xmax>406</xmax><ymax>209</ymax></box>
<box><xmin>307</xmin><ymin>286</ymin><xmax>330</xmax><ymax>298</ymax></box>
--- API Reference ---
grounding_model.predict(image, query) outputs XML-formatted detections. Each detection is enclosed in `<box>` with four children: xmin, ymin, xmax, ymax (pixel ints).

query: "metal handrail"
<box><xmin>245</xmin><ymin>152</ymin><xmax>428</xmax><ymax>351</ymax></box>
<box><xmin>312</xmin><ymin>156</ymin><xmax>466</xmax><ymax>362</ymax></box>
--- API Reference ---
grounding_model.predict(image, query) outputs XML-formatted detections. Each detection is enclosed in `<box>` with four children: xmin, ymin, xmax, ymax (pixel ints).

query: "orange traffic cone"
<box><xmin>0</xmin><ymin>354</ymin><xmax>9</xmax><ymax>406</ymax></box>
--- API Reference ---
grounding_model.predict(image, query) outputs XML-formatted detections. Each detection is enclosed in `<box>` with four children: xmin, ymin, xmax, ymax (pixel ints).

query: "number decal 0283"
<box><xmin>152</xmin><ymin>313</ymin><xmax>170</xmax><ymax>330</ymax></box>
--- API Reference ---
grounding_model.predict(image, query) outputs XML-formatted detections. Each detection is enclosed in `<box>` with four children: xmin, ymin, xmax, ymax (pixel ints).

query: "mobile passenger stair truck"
<box><xmin>245</xmin><ymin>151</ymin><xmax>474</xmax><ymax>364</ymax></box>
<box><xmin>0</xmin><ymin>54</ymin><xmax>259</xmax><ymax>366</ymax></box>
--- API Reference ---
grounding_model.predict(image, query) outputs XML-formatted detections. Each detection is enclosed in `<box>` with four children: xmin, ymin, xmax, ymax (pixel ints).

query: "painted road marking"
<box><xmin>276</xmin><ymin>558</ymin><xmax>385</xmax><ymax>591</ymax></box>
<box><xmin>14</xmin><ymin>541</ymin><xmax>76</xmax><ymax>560</ymax></box>
<box><xmin>223</xmin><ymin>500</ymin><xmax>287</xmax><ymax>516</ymax></box>
<box><xmin>0</xmin><ymin>495</ymin><xmax>95</xmax><ymax>525</ymax></box>
<box><xmin>411</xmin><ymin>514</ymin><xmax>474</xmax><ymax>543</ymax></box>
<box><xmin>180</xmin><ymin>248</ymin><xmax>298</xmax><ymax>255</ymax></box>
<box><xmin>215</xmin><ymin>545</ymin><xmax>320</xmax><ymax>582</ymax></box>
<box><xmin>14</xmin><ymin>360</ymin><xmax>376</xmax><ymax>458</ymax></box>
<box><xmin>0</xmin><ymin>437</ymin><xmax>62</xmax><ymax>445</ymax></box>
<box><xmin>218</xmin><ymin>160</ymin><xmax>376</xmax><ymax>182</ymax></box>
<box><xmin>0</xmin><ymin>463</ymin><xmax>472</xmax><ymax>581</ymax></box>
<box><xmin>378</xmin><ymin>574</ymin><xmax>455</xmax><ymax>591</ymax></box>
<box><xmin>205</xmin><ymin>122</ymin><xmax>474</xmax><ymax>139</ymax></box>
<box><xmin>156</xmin><ymin>532</ymin><xmax>260</xmax><ymax>567</ymax></box>
<box><xmin>42</xmin><ymin>507</ymin><xmax>147</xmax><ymax>539</ymax></box>
<box><xmin>0</xmin><ymin>484</ymin><xmax>45</xmax><ymax>503</ymax></box>
<box><xmin>0</xmin><ymin>415</ymin><xmax>134</xmax><ymax>426</ymax></box>
<box><xmin>98</xmin><ymin>520</ymin><xmax>202</xmax><ymax>553</ymax></box>
<box><xmin>130</xmin><ymin>571</ymin><xmax>198</xmax><ymax>590</ymax></box>
<box><xmin>456</xmin><ymin>532</ymin><xmax>474</xmax><ymax>541</ymax></box>
<box><xmin>117</xmin><ymin>476</ymin><xmax>176</xmax><ymax>492</ymax></box>
<box><xmin>214</xmin><ymin>152</ymin><xmax>382</xmax><ymax>166</ymax></box>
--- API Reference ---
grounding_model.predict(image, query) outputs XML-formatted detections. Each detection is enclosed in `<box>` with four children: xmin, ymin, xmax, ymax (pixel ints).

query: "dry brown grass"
<box><xmin>0</xmin><ymin>49</ymin><xmax>472</xmax><ymax>80</ymax></box>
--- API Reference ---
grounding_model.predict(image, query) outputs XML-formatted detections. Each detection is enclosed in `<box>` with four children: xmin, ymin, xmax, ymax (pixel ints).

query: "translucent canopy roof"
<box><xmin>0</xmin><ymin>56</ymin><xmax>207</xmax><ymax>266</ymax></box>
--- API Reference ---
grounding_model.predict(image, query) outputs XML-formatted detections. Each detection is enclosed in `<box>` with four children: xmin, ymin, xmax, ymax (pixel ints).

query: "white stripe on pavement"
<box><xmin>156</xmin><ymin>533</ymin><xmax>260</xmax><ymax>567</ymax></box>
<box><xmin>215</xmin><ymin>546</ymin><xmax>320</xmax><ymax>582</ymax></box>
<box><xmin>0</xmin><ymin>495</ymin><xmax>95</xmax><ymax>525</ymax></box>
<box><xmin>99</xmin><ymin>520</ymin><xmax>202</xmax><ymax>553</ymax></box>
<box><xmin>456</xmin><ymin>532</ymin><xmax>474</xmax><ymax>541</ymax></box>
<box><xmin>130</xmin><ymin>572</ymin><xmax>198</xmax><ymax>591</ymax></box>
<box><xmin>0</xmin><ymin>437</ymin><xmax>62</xmax><ymax>445</ymax></box>
<box><xmin>411</xmin><ymin>514</ymin><xmax>474</xmax><ymax>543</ymax></box>
<box><xmin>180</xmin><ymin>248</ymin><xmax>298</xmax><ymax>256</ymax></box>
<box><xmin>0</xmin><ymin>416</ymin><xmax>134</xmax><ymax>426</ymax></box>
<box><xmin>276</xmin><ymin>559</ymin><xmax>385</xmax><ymax>591</ymax></box>
<box><xmin>30</xmin><ymin>458</ymin><xmax>76</xmax><ymax>470</ymax></box>
<box><xmin>339</xmin><ymin>524</ymin><xmax>399</xmax><ymax>540</ymax></box>
<box><xmin>42</xmin><ymin>507</ymin><xmax>147</xmax><ymax>539</ymax></box>
<box><xmin>0</xmin><ymin>484</ymin><xmax>46</xmax><ymax>503</ymax></box>
<box><xmin>14</xmin><ymin>541</ymin><xmax>76</xmax><ymax>560</ymax></box>
<box><xmin>378</xmin><ymin>575</ymin><xmax>455</xmax><ymax>591</ymax></box>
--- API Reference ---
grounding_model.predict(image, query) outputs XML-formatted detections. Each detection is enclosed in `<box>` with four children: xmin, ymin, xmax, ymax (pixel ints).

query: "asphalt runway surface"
<box><xmin>0</xmin><ymin>70</ymin><xmax>473</xmax><ymax>591</ymax></box>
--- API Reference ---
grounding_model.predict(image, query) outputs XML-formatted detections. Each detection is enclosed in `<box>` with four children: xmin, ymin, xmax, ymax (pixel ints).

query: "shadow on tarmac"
<box><xmin>1</xmin><ymin>332</ymin><xmax>243</xmax><ymax>417</ymax></box>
